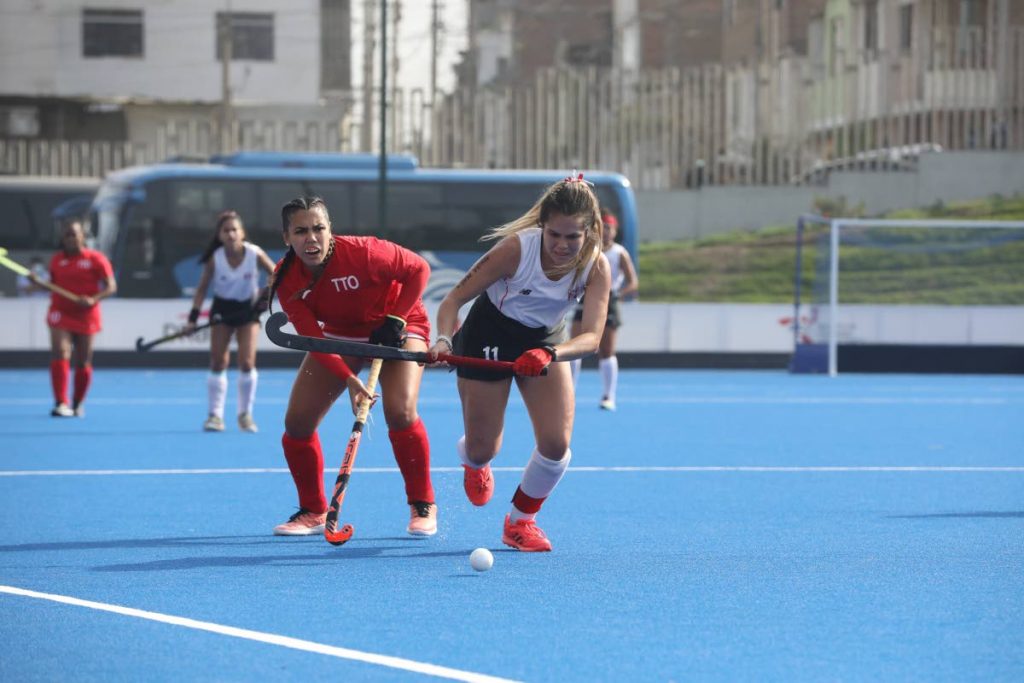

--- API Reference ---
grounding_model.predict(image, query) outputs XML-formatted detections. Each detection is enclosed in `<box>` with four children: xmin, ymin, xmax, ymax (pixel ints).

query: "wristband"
<box><xmin>188</xmin><ymin>307</ymin><xmax>200</xmax><ymax>324</ymax></box>
<box><xmin>436</xmin><ymin>334</ymin><xmax>453</xmax><ymax>351</ymax></box>
<box><xmin>543</xmin><ymin>345</ymin><xmax>558</xmax><ymax>362</ymax></box>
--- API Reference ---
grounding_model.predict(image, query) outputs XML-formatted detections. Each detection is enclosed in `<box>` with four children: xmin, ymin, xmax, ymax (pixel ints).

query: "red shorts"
<box><xmin>47</xmin><ymin>305</ymin><xmax>101</xmax><ymax>336</ymax></box>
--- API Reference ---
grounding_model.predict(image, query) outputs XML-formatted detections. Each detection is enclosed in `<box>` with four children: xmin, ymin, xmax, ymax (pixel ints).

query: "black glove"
<box><xmin>253</xmin><ymin>286</ymin><xmax>270</xmax><ymax>315</ymax></box>
<box><xmin>369</xmin><ymin>314</ymin><xmax>407</xmax><ymax>348</ymax></box>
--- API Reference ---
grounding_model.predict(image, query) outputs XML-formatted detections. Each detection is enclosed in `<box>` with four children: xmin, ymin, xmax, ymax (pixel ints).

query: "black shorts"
<box><xmin>572</xmin><ymin>292</ymin><xmax>621</xmax><ymax>329</ymax></box>
<box><xmin>453</xmin><ymin>294</ymin><xmax>566</xmax><ymax>381</ymax></box>
<box><xmin>210</xmin><ymin>296</ymin><xmax>259</xmax><ymax>328</ymax></box>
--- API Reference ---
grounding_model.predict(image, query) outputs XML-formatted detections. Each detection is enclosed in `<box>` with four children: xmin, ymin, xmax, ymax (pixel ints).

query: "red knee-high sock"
<box><xmin>389</xmin><ymin>418</ymin><xmax>434</xmax><ymax>504</ymax></box>
<box><xmin>281</xmin><ymin>432</ymin><xmax>327</xmax><ymax>513</ymax></box>
<box><xmin>73</xmin><ymin>364</ymin><xmax>93</xmax><ymax>407</ymax></box>
<box><xmin>50</xmin><ymin>359</ymin><xmax>70</xmax><ymax>405</ymax></box>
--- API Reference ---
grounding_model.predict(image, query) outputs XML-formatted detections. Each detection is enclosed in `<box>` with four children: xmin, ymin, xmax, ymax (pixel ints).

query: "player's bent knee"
<box><xmin>536</xmin><ymin>440</ymin><xmax>571</xmax><ymax>460</ymax></box>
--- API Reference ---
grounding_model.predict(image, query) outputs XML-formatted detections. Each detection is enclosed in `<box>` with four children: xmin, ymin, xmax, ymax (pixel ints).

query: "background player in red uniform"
<box><xmin>267</xmin><ymin>196</ymin><xmax>439</xmax><ymax>537</ymax></box>
<box><xmin>37</xmin><ymin>220</ymin><xmax>117</xmax><ymax>417</ymax></box>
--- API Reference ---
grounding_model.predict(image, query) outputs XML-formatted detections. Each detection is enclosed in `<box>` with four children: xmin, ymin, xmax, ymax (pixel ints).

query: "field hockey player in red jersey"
<box><xmin>41</xmin><ymin>220</ymin><xmax>117</xmax><ymax>418</ymax></box>
<box><xmin>184</xmin><ymin>210</ymin><xmax>276</xmax><ymax>433</ymax></box>
<box><xmin>427</xmin><ymin>174</ymin><xmax>612</xmax><ymax>552</ymax></box>
<box><xmin>268</xmin><ymin>195</ymin><xmax>439</xmax><ymax>537</ymax></box>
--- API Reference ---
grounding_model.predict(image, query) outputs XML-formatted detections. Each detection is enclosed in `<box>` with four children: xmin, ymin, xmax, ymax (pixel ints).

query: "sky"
<box><xmin>350</xmin><ymin>0</ymin><xmax>469</xmax><ymax>96</ymax></box>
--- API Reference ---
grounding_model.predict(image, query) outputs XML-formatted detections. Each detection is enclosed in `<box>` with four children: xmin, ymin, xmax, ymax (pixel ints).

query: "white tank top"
<box><xmin>212</xmin><ymin>242</ymin><xmax>261</xmax><ymax>301</ymax></box>
<box><xmin>604</xmin><ymin>242</ymin><xmax>628</xmax><ymax>293</ymax></box>
<box><xmin>486</xmin><ymin>228</ymin><xmax>595</xmax><ymax>329</ymax></box>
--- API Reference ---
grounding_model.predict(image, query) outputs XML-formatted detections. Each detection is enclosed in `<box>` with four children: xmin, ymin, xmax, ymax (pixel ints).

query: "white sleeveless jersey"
<box><xmin>486</xmin><ymin>227</ymin><xmax>595</xmax><ymax>329</ymax></box>
<box><xmin>212</xmin><ymin>242</ymin><xmax>262</xmax><ymax>301</ymax></box>
<box><xmin>604</xmin><ymin>242</ymin><xmax>628</xmax><ymax>293</ymax></box>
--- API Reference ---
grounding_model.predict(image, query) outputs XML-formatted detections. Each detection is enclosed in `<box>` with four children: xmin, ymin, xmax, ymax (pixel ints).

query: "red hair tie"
<box><xmin>563</xmin><ymin>171</ymin><xmax>594</xmax><ymax>186</ymax></box>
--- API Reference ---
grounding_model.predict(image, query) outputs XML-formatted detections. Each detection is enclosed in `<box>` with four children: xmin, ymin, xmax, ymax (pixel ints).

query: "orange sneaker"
<box><xmin>463</xmin><ymin>464</ymin><xmax>494</xmax><ymax>506</ymax></box>
<box><xmin>502</xmin><ymin>514</ymin><xmax>552</xmax><ymax>552</ymax></box>
<box><xmin>272</xmin><ymin>508</ymin><xmax>327</xmax><ymax>536</ymax></box>
<box><xmin>407</xmin><ymin>502</ymin><xmax>438</xmax><ymax>536</ymax></box>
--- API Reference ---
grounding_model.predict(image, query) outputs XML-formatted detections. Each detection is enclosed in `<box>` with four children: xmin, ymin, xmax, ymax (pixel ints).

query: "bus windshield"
<box><xmin>91</xmin><ymin>158</ymin><xmax>638</xmax><ymax>299</ymax></box>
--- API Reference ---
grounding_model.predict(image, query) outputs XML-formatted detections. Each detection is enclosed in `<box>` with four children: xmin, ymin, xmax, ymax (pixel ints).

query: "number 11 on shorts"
<box><xmin>482</xmin><ymin>346</ymin><xmax>499</xmax><ymax>360</ymax></box>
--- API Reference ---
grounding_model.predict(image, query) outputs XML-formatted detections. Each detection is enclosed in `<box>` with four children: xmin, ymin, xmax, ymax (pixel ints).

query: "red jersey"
<box><xmin>274</xmin><ymin>235</ymin><xmax>430</xmax><ymax>380</ymax></box>
<box><xmin>46</xmin><ymin>248</ymin><xmax>114</xmax><ymax>335</ymax></box>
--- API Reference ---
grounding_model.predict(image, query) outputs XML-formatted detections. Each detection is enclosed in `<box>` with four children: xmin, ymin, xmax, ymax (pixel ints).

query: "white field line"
<box><xmin>0</xmin><ymin>585</ymin><xmax>519</xmax><ymax>683</ymax></box>
<box><xmin>0</xmin><ymin>396</ymin><xmax>1014</xmax><ymax>406</ymax></box>
<box><xmin>1</xmin><ymin>466</ymin><xmax>1023</xmax><ymax>477</ymax></box>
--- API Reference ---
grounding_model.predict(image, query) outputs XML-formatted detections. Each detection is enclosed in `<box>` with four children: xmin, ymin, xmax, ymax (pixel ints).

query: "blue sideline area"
<box><xmin>1</xmin><ymin>368</ymin><xmax>1022</xmax><ymax>681</ymax></box>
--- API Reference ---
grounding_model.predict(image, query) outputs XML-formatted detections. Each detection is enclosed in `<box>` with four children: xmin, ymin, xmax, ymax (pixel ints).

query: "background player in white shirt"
<box><xmin>185</xmin><ymin>210</ymin><xmax>276</xmax><ymax>433</ymax></box>
<box><xmin>570</xmin><ymin>210</ymin><xmax>639</xmax><ymax>410</ymax></box>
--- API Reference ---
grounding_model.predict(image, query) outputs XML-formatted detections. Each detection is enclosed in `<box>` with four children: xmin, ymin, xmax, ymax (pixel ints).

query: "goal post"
<box><xmin>790</xmin><ymin>215</ymin><xmax>1024</xmax><ymax>376</ymax></box>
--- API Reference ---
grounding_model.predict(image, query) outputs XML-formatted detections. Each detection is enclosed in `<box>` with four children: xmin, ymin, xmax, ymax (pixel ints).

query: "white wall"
<box><xmin>636</xmin><ymin>152</ymin><xmax>1024</xmax><ymax>242</ymax></box>
<box><xmin>3</xmin><ymin>299</ymin><xmax>1019</xmax><ymax>354</ymax></box>
<box><xmin>0</xmin><ymin>0</ymin><xmax>321</xmax><ymax>104</ymax></box>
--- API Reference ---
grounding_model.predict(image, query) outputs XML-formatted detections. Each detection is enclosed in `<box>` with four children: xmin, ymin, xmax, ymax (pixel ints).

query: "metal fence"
<box><xmin>2</xmin><ymin>26</ymin><xmax>1021</xmax><ymax>189</ymax></box>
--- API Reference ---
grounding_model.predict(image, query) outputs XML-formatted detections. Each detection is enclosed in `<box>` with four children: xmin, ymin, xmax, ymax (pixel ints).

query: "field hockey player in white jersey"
<box><xmin>427</xmin><ymin>174</ymin><xmax>612</xmax><ymax>552</ymax></box>
<box><xmin>185</xmin><ymin>210</ymin><xmax>276</xmax><ymax>433</ymax></box>
<box><xmin>570</xmin><ymin>209</ymin><xmax>639</xmax><ymax>410</ymax></box>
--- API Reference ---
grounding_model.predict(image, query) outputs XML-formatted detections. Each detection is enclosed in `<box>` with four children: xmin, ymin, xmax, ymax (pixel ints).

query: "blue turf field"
<box><xmin>1</xmin><ymin>367</ymin><xmax>1022</xmax><ymax>681</ymax></box>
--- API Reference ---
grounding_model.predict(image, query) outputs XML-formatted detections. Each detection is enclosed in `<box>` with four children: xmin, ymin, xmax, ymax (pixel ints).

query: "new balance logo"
<box><xmin>519</xmin><ymin>289</ymin><xmax>532</xmax><ymax>295</ymax></box>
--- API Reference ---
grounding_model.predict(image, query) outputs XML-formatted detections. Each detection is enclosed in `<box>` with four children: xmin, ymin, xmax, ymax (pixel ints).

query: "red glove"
<box><xmin>513</xmin><ymin>347</ymin><xmax>555</xmax><ymax>377</ymax></box>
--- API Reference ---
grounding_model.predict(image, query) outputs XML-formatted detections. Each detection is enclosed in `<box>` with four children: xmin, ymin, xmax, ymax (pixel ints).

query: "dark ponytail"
<box><xmin>198</xmin><ymin>210</ymin><xmax>243</xmax><ymax>264</ymax></box>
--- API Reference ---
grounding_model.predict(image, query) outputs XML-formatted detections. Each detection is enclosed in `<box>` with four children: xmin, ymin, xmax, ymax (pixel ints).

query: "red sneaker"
<box><xmin>463</xmin><ymin>464</ymin><xmax>494</xmax><ymax>506</ymax></box>
<box><xmin>272</xmin><ymin>508</ymin><xmax>327</xmax><ymax>536</ymax></box>
<box><xmin>502</xmin><ymin>514</ymin><xmax>552</xmax><ymax>552</ymax></box>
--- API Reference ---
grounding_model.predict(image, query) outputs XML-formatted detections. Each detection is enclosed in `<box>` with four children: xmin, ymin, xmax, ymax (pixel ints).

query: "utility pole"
<box><xmin>430</xmin><ymin>0</ymin><xmax>442</xmax><ymax>106</ymax></box>
<box><xmin>361</xmin><ymin>0</ymin><xmax>377</xmax><ymax>152</ymax></box>
<box><xmin>391</xmin><ymin>0</ymin><xmax>401</xmax><ymax>141</ymax></box>
<box><xmin>219</xmin><ymin>4</ymin><xmax>234</xmax><ymax>154</ymax></box>
<box><xmin>378</xmin><ymin>0</ymin><xmax>388</xmax><ymax>232</ymax></box>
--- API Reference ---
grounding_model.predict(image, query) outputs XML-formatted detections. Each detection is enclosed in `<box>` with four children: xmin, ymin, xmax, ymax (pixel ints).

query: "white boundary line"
<box><xmin>0</xmin><ymin>585</ymin><xmax>519</xmax><ymax>683</ymax></box>
<box><xmin>1</xmin><ymin>466</ymin><xmax>1022</xmax><ymax>477</ymax></box>
<box><xmin>0</xmin><ymin>396</ymin><xmax>1014</xmax><ymax>406</ymax></box>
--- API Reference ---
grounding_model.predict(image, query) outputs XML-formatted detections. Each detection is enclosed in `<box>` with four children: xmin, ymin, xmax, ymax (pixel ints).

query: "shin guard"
<box><xmin>50</xmin><ymin>359</ymin><xmax>70</xmax><ymax>405</ymax></box>
<box><xmin>281</xmin><ymin>432</ymin><xmax>327</xmax><ymax>513</ymax></box>
<box><xmin>389</xmin><ymin>418</ymin><xmax>434</xmax><ymax>504</ymax></box>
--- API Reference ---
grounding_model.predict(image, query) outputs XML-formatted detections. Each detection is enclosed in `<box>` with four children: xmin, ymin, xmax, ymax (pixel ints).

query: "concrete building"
<box><xmin>0</xmin><ymin>0</ymin><xmax>352</xmax><ymax>152</ymax></box>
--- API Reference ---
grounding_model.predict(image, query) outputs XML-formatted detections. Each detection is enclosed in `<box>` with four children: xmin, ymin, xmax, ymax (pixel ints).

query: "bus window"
<box><xmin>169</xmin><ymin>180</ymin><xmax>258</xmax><ymax>233</ymax></box>
<box><xmin>257</xmin><ymin>180</ymin><xmax>311</xmax><ymax>238</ymax></box>
<box><xmin>444</xmin><ymin>182</ymin><xmax>547</xmax><ymax>240</ymax></box>
<box><xmin>351</xmin><ymin>182</ymin><xmax>446</xmax><ymax>251</ymax></box>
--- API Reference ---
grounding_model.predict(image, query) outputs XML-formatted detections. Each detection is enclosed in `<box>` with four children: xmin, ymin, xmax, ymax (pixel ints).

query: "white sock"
<box><xmin>457</xmin><ymin>435</ymin><xmax>483</xmax><ymax>469</ymax></box>
<box><xmin>509</xmin><ymin>448</ymin><xmax>571</xmax><ymax>522</ymax></box>
<box><xmin>599</xmin><ymin>356</ymin><xmax>618</xmax><ymax>402</ymax></box>
<box><xmin>570</xmin><ymin>359</ymin><xmax>581</xmax><ymax>389</ymax></box>
<box><xmin>238</xmin><ymin>369</ymin><xmax>258</xmax><ymax>416</ymax></box>
<box><xmin>207</xmin><ymin>371</ymin><xmax>227</xmax><ymax>419</ymax></box>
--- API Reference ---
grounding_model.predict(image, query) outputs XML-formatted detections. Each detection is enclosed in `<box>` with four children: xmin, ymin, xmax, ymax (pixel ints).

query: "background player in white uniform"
<box><xmin>428</xmin><ymin>174</ymin><xmax>612</xmax><ymax>552</ymax></box>
<box><xmin>570</xmin><ymin>210</ymin><xmax>639</xmax><ymax>410</ymax></box>
<box><xmin>185</xmin><ymin>211</ymin><xmax>276</xmax><ymax>432</ymax></box>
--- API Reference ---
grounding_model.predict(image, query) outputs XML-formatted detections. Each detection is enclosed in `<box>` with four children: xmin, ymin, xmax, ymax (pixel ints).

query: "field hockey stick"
<box><xmin>324</xmin><ymin>357</ymin><xmax>382</xmax><ymax>546</ymax></box>
<box><xmin>265</xmin><ymin>311</ymin><xmax>526</xmax><ymax>374</ymax></box>
<box><xmin>0</xmin><ymin>247</ymin><xmax>82</xmax><ymax>303</ymax></box>
<box><xmin>135</xmin><ymin>317</ymin><xmax>219</xmax><ymax>352</ymax></box>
